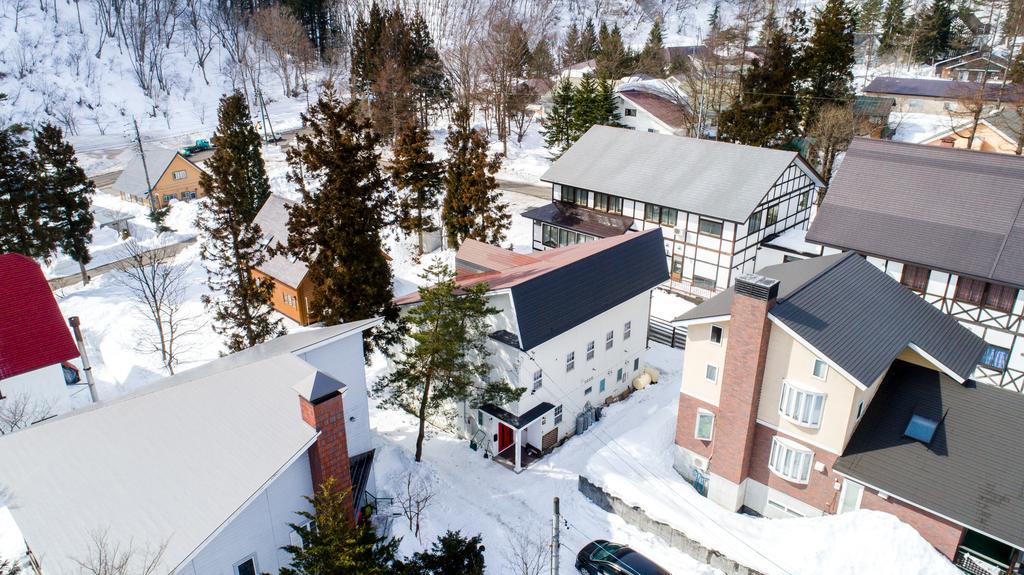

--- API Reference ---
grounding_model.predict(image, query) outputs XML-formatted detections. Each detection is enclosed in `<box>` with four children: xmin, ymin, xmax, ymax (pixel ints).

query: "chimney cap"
<box><xmin>735</xmin><ymin>273</ymin><xmax>780</xmax><ymax>301</ymax></box>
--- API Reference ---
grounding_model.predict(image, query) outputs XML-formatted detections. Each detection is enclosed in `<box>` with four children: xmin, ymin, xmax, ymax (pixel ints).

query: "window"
<box><xmin>710</xmin><ymin>325</ymin><xmax>723</xmax><ymax>344</ymax></box>
<box><xmin>797</xmin><ymin>190</ymin><xmax>810</xmax><ymax>211</ymax></box>
<box><xmin>561</xmin><ymin>185</ymin><xmax>589</xmax><ymax>206</ymax></box>
<box><xmin>585</xmin><ymin>386</ymin><xmax>593</xmax><ymax>395</ymax></box>
<box><xmin>747</xmin><ymin>211</ymin><xmax>761</xmax><ymax>235</ymax></box>
<box><xmin>693</xmin><ymin>275</ymin><xmax>716</xmax><ymax>291</ymax></box>
<box><xmin>593</xmin><ymin>192</ymin><xmax>623</xmax><ymax>213</ymax></box>
<box><xmin>768</xmin><ymin>437</ymin><xmax>813</xmax><ymax>483</ymax></box>
<box><xmin>766</xmin><ymin>205</ymin><xmax>779</xmax><ymax>226</ymax></box>
<box><xmin>554</xmin><ymin>405</ymin><xmax>563</xmax><ymax>424</ymax></box>
<box><xmin>812</xmin><ymin>359</ymin><xmax>828</xmax><ymax>380</ymax></box>
<box><xmin>647</xmin><ymin>128</ymin><xmax>658</xmax><ymax>133</ymax></box>
<box><xmin>984</xmin><ymin>283</ymin><xmax>1018</xmax><ymax>313</ymax></box>
<box><xmin>767</xmin><ymin>498</ymin><xmax>805</xmax><ymax>517</ymax></box>
<box><xmin>645</xmin><ymin>204</ymin><xmax>661</xmax><ymax>223</ymax></box>
<box><xmin>477</xmin><ymin>410</ymin><xmax>484</xmax><ymax>426</ymax></box>
<box><xmin>904</xmin><ymin>414</ymin><xmax>939</xmax><ymax>444</ymax></box>
<box><xmin>855</xmin><ymin>400</ymin><xmax>865</xmax><ymax>420</ymax></box>
<box><xmin>542</xmin><ymin>223</ymin><xmax>558</xmax><ymax>247</ymax></box>
<box><xmin>900</xmin><ymin>265</ymin><xmax>930</xmax><ymax>292</ymax></box>
<box><xmin>599</xmin><ymin>378</ymin><xmax>606</xmax><ymax>392</ymax></box>
<box><xmin>616</xmin><ymin>368</ymin><xmax>623</xmax><ymax>382</ymax></box>
<box><xmin>533</xmin><ymin>370</ymin><xmax>543</xmax><ymax>391</ymax></box>
<box><xmin>623</xmin><ymin>321</ymin><xmax>631</xmax><ymax>340</ymax></box>
<box><xmin>980</xmin><ymin>345</ymin><xmax>1010</xmax><ymax>370</ymax></box>
<box><xmin>671</xmin><ymin>255</ymin><xmax>683</xmax><ymax>278</ymax></box>
<box><xmin>699</xmin><ymin>218</ymin><xmax>723</xmax><ymax>238</ymax></box>
<box><xmin>163</xmin><ymin>194</ymin><xmax>175</xmax><ymax>203</ymax></box>
<box><xmin>644</xmin><ymin>204</ymin><xmax>678</xmax><ymax>226</ymax></box>
<box><xmin>283</xmin><ymin>293</ymin><xmax>298</xmax><ymax>308</ymax></box>
<box><xmin>695</xmin><ymin>410</ymin><xmax>715</xmax><ymax>441</ymax></box>
<box><xmin>955</xmin><ymin>277</ymin><xmax>986</xmax><ymax>305</ymax></box>
<box><xmin>605</xmin><ymin>330</ymin><xmax>614</xmax><ymax>350</ymax></box>
<box><xmin>625</xmin><ymin>108</ymin><xmax>637</xmax><ymax>117</ymax></box>
<box><xmin>172</xmin><ymin>170</ymin><xmax>187</xmax><ymax>180</ymax></box>
<box><xmin>61</xmin><ymin>363</ymin><xmax>80</xmax><ymax>385</ymax></box>
<box><xmin>779</xmin><ymin>381</ymin><xmax>826</xmax><ymax>427</ymax></box>
<box><xmin>566</xmin><ymin>352</ymin><xmax>575</xmax><ymax>372</ymax></box>
<box><xmin>661</xmin><ymin>208</ymin><xmax>678</xmax><ymax>226</ymax></box>
<box><xmin>838</xmin><ymin>481</ymin><xmax>864</xmax><ymax>514</ymax></box>
<box><xmin>182</xmin><ymin>191</ymin><xmax>197</xmax><ymax>200</ymax></box>
<box><xmin>633</xmin><ymin>357</ymin><xmax>639</xmax><ymax>371</ymax></box>
<box><xmin>235</xmin><ymin>556</ymin><xmax>258</xmax><ymax>575</ymax></box>
<box><xmin>586</xmin><ymin>340</ymin><xmax>595</xmax><ymax>360</ymax></box>
<box><xmin>705</xmin><ymin>363</ymin><xmax>718</xmax><ymax>383</ymax></box>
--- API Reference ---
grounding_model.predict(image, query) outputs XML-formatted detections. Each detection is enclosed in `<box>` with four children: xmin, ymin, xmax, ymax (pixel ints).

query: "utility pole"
<box><xmin>256</xmin><ymin>89</ymin><xmax>278</xmax><ymax>143</ymax></box>
<box><xmin>68</xmin><ymin>317</ymin><xmax>99</xmax><ymax>403</ymax></box>
<box><xmin>132</xmin><ymin>118</ymin><xmax>159</xmax><ymax>221</ymax></box>
<box><xmin>551</xmin><ymin>497</ymin><xmax>560</xmax><ymax>575</ymax></box>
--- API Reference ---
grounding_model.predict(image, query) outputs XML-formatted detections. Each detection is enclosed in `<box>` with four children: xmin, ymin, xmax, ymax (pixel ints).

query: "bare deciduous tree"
<box><xmin>183</xmin><ymin>0</ymin><xmax>215</xmax><ymax>84</ymax></box>
<box><xmin>807</xmin><ymin>103</ymin><xmax>856</xmax><ymax>198</ymax></box>
<box><xmin>251</xmin><ymin>5</ymin><xmax>315</xmax><ymax>97</ymax></box>
<box><xmin>0</xmin><ymin>395</ymin><xmax>53</xmax><ymax>435</ymax></box>
<box><xmin>113</xmin><ymin>241</ymin><xmax>203</xmax><ymax>375</ymax></box>
<box><xmin>503</xmin><ymin>528</ymin><xmax>549</xmax><ymax>575</ymax></box>
<box><xmin>396</xmin><ymin>473</ymin><xmax>436</xmax><ymax>540</ymax></box>
<box><xmin>73</xmin><ymin>530</ymin><xmax>166</xmax><ymax>575</ymax></box>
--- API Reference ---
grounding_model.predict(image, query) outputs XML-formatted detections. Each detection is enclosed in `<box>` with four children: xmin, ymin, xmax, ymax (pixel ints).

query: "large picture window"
<box><xmin>768</xmin><ymin>437</ymin><xmax>813</xmax><ymax>483</ymax></box>
<box><xmin>699</xmin><ymin>218</ymin><xmax>723</xmax><ymax>238</ymax></box>
<box><xmin>779</xmin><ymin>381</ymin><xmax>826</xmax><ymax>427</ymax></box>
<box><xmin>561</xmin><ymin>185</ymin><xmax>589</xmax><ymax>206</ymax></box>
<box><xmin>593</xmin><ymin>192</ymin><xmax>623</xmax><ymax>214</ymax></box>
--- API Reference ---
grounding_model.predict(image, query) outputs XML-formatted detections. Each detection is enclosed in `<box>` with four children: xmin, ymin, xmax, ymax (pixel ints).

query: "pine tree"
<box><xmin>401</xmin><ymin>531</ymin><xmax>486</xmax><ymax>575</ymax></box>
<box><xmin>409</xmin><ymin>11</ymin><xmax>451</xmax><ymax>127</ymax></box>
<box><xmin>1008</xmin><ymin>52</ymin><xmax>1024</xmax><ymax>83</ymax></box>
<box><xmin>580</xmin><ymin>18</ymin><xmax>599</xmax><ymax>60</ymax></box>
<box><xmin>803</xmin><ymin>0</ymin><xmax>856</xmax><ymax>125</ymax></box>
<box><xmin>376</xmin><ymin>261</ymin><xmax>524</xmax><ymax>462</ymax></box>
<box><xmin>596</xmin><ymin>23</ymin><xmax>632</xmax><ymax>80</ymax></box>
<box><xmin>542</xmin><ymin>78</ymin><xmax>576</xmax><ymax>157</ymax></box>
<box><xmin>441</xmin><ymin>106</ymin><xmax>509</xmax><ymax>247</ymax></box>
<box><xmin>197</xmin><ymin>92</ymin><xmax>284</xmax><ymax>353</ymax></box>
<box><xmin>596</xmin><ymin>79</ymin><xmax>623</xmax><ymax>128</ymax></box>
<box><xmin>913</xmin><ymin>0</ymin><xmax>955</xmax><ymax>62</ymax></box>
<box><xmin>718</xmin><ymin>15</ymin><xmax>804</xmax><ymax>147</ymax></box>
<box><xmin>879</xmin><ymin>0</ymin><xmax>907</xmax><ymax>54</ymax></box>
<box><xmin>33</xmin><ymin>123</ymin><xmax>95</xmax><ymax>284</ymax></box>
<box><xmin>858</xmin><ymin>0</ymin><xmax>885</xmax><ymax>33</ymax></box>
<box><xmin>528</xmin><ymin>37</ymin><xmax>557</xmax><ymax>79</ymax></box>
<box><xmin>280</xmin><ymin>478</ymin><xmax>401</xmax><ymax>575</ymax></box>
<box><xmin>390</xmin><ymin>122</ymin><xmax>442</xmax><ymax>256</ymax></box>
<box><xmin>709</xmin><ymin>2</ymin><xmax>722</xmax><ymax>30</ymax></box>
<box><xmin>284</xmin><ymin>86</ymin><xmax>399</xmax><ymax>344</ymax></box>
<box><xmin>571</xmin><ymin>74</ymin><xmax>600</xmax><ymax>136</ymax></box>
<box><xmin>561</xmin><ymin>23</ymin><xmax>581</xmax><ymax>66</ymax></box>
<box><xmin>637</xmin><ymin>19</ymin><xmax>667</xmax><ymax>75</ymax></box>
<box><xmin>0</xmin><ymin>111</ymin><xmax>57</xmax><ymax>260</ymax></box>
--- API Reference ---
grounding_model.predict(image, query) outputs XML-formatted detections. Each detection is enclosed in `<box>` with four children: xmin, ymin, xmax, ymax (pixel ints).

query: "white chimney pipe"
<box><xmin>68</xmin><ymin>317</ymin><xmax>99</xmax><ymax>403</ymax></box>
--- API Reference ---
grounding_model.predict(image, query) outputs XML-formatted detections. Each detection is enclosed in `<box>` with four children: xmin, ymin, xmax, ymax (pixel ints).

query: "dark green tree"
<box><xmin>284</xmin><ymin>86</ymin><xmax>399</xmax><ymax>346</ymax></box>
<box><xmin>0</xmin><ymin>111</ymin><xmax>57</xmax><ymax>260</ymax></box>
<box><xmin>197</xmin><ymin>92</ymin><xmax>284</xmax><ymax>353</ymax></box>
<box><xmin>33</xmin><ymin>123</ymin><xmax>95</xmax><ymax>284</ymax></box>
<box><xmin>596</xmin><ymin>79</ymin><xmax>623</xmax><ymax>128</ymax></box>
<box><xmin>441</xmin><ymin>106</ymin><xmax>509</xmax><ymax>247</ymax></box>
<box><xmin>542</xmin><ymin>77</ymin><xmax>576</xmax><ymax>157</ymax></box>
<box><xmin>580</xmin><ymin>18</ymin><xmax>599</xmax><ymax>60</ymax></box>
<box><xmin>637</xmin><ymin>19</ymin><xmax>667</xmax><ymax>75</ymax></box>
<box><xmin>803</xmin><ymin>0</ymin><xmax>856</xmax><ymax>125</ymax></box>
<box><xmin>528</xmin><ymin>37</ymin><xmax>557</xmax><ymax>79</ymax></box>
<box><xmin>376</xmin><ymin>262</ymin><xmax>524</xmax><ymax>462</ymax></box>
<box><xmin>709</xmin><ymin>2</ymin><xmax>722</xmax><ymax>30</ymax></box>
<box><xmin>718</xmin><ymin>14</ymin><xmax>804</xmax><ymax>147</ymax></box>
<box><xmin>595</xmin><ymin>22</ymin><xmax>632</xmax><ymax>79</ymax></box>
<box><xmin>912</xmin><ymin>0</ymin><xmax>956</xmax><ymax>62</ymax></box>
<box><xmin>401</xmin><ymin>531</ymin><xmax>486</xmax><ymax>575</ymax></box>
<box><xmin>560</xmin><ymin>23</ymin><xmax>582</xmax><ymax>65</ymax></box>
<box><xmin>571</xmin><ymin>74</ymin><xmax>600</xmax><ymax>135</ymax></box>
<box><xmin>858</xmin><ymin>0</ymin><xmax>885</xmax><ymax>33</ymax></box>
<box><xmin>390</xmin><ymin>122</ymin><xmax>442</xmax><ymax>256</ymax></box>
<box><xmin>1008</xmin><ymin>52</ymin><xmax>1024</xmax><ymax>83</ymax></box>
<box><xmin>280</xmin><ymin>478</ymin><xmax>401</xmax><ymax>575</ymax></box>
<box><xmin>409</xmin><ymin>11</ymin><xmax>451</xmax><ymax>127</ymax></box>
<box><xmin>878</xmin><ymin>0</ymin><xmax>907</xmax><ymax>53</ymax></box>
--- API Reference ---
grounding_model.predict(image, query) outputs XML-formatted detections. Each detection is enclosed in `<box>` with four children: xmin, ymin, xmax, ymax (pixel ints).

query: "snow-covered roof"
<box><xmin>253</xmin><ymin>194</ymin><xmax>309</xmax><ymax>288</ymax></box>
<box><xmin>0</xmin><ymin>321</ymin><xmax>377</xmax><ymax>574</ymax></box>
<box><xmin>111</xmin><ymin>148</ymin><xmax>186</xmax><ymax>198</ymax></box>
<box><xmin>541</xmin><ymin>125</ymin><xmax>823</xmax><ymax>223</ymax></box>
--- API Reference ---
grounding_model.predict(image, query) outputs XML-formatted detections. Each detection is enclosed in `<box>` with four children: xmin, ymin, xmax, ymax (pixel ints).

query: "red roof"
<box><xmin>618</xmin><ymin>90</ymin><xmax>690</xmax><ymax>130</ymax></box>
<box><xmin>0</xmin><ymin>254</ymin><xmax>79</xmax><ymax>380</ymax></box>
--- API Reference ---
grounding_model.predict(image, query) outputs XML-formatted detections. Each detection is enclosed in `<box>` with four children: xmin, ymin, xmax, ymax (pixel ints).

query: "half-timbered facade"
<box><xmin>523</xmin><ymin>126</ymin><xmax>823</xmax><ymax>299</ymax></box>
<box><xmin>808</xmin><ymin>138</ymin><xmax>1024</xmax><ymax>391</ymax></box>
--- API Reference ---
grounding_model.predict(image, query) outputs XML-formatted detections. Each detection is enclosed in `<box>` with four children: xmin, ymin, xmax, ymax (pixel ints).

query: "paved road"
<box><xmin>496</xmin><ymin>178</ymin><xmax>549</xmax><ymax>199</ymax></box>
<box><xmin>48</xmin><ymin>238</ymin><xmax>197</xmax><ymax>291</ymax></box>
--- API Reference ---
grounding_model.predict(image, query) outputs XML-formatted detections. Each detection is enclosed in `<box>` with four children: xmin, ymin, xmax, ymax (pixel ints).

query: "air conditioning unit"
<box><xmin>693</xmin><ymin>457</ymin><xmax>709</xmax><ymax>472</ymax></box>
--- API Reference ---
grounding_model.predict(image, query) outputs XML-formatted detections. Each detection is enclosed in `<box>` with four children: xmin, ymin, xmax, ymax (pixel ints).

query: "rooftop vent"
<box><xmin>734</xmin><ymin>274</ymin><xmax>780</xmax><ymax>301</ymax></box>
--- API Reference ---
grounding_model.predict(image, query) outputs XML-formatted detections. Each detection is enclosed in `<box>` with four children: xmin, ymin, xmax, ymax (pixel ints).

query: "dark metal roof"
<box><xmin>521</xmin><ymin>201</ymin><xmax>634</xmax><ymax>238</ymax></box>
<box><xmin>349</xmin><ymin>448</ymin><xmax>375</xmax><ymax>510</ymax></box>
<box><xmin>489</xmin><ymin>330</ymin><xmax>523</xmax><ymax>350</ymax></box>
<box><xmin>480</xmin><ymin>402</ymin><xmax>555</xmax><ymax>429</ymax></box>
<box><xmin>771</xmin><ymin>254</ymin><xmax>985</xmax><ymax>386</ymax></box>
<box><xmin>807</xmin><ymin>138</ymin><xmax>1024</xmax><ymax>287</ymax></box>
<box><xmin>835</xmin><ymin>361</ymin><xmax>1024</xmax><ymax>549</ymax></box>
<box><xmin>863</xmin><ymin>76</ymin><xmax>1023</xmax><ymax>100</ymax></box>
<box><xmin>512</xmin><ymin>229</ymin><xmax>668</xmax><ymax>350</ymax></box>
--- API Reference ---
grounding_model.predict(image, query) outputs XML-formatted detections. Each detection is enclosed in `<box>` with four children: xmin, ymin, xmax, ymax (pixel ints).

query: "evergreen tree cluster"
<box><xmin>560</xmin><ymin>18</ymin><xmax>668</xmax><ymax>79</ymax></box>
<box><xmin>350</xmin><ymin>3</ymin><xmax>450</xmax><ymax>140</ymax></box>
<box><xmin>542</xmin><ymin>75</ymin><xmax>623</xmax><ymax>157</ymax></box>
<box><xmin>442</xmin><ymin>106</ymin><xmax>510</xmax><ymax>247</ymax></box>
<box><xmin>0</xmin><ymin>97</ymin><xmax>95</xmax><ymax>283</ymax></box>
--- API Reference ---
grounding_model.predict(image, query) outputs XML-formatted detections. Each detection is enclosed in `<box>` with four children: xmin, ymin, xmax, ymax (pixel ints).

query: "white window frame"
<box><xmin>768</xmin><ymin>436</ymin><xmax>813</xmax><ymax>484</ymax></box>
<box><xmin>605</xmin><ymin>330</ymin><xmax>614</xmax><ymax>350</ymax></box>
<box><xmin>694</xmin><ymin>410</ymin><xmax>714</xmax><ymax>441</ymax></box>
<box><xmin>172</xmin><ymin>170</ymin><xmax>187</xmax><ymax>180</ymax></box>
<box><xmin>532</xmin><ymin>370</ymin><xmax>543</xmax><ymax>391</ymax></box>
<box><xmin>767</xmin><ymin>497</ymin><xmax>806</xmax><ymax>517</ymax></box>
<box><xmin>234</xmin><ymin>554</ymin><xmax>259</xmax><ymax>575</ymax></box>
<box><xmin>624</xmin><ymin>321</ymin><xmax>631</xmax><ymax>340</ymax></box>
<box><xmin>779</xmin><ymin>380</ymin><xmax>826</xmax><ymax>428</ymax></box>
<box><xmin>586</xmin><ymin>340</ymin><xmax>595</xmax><ymax>361</ymax></box>
<box><xmin>812</xmin><ymin>358</ymin><xmax>829</xmax><ymax>380</ymax></box>
<box><xmin>566</xmin><ymin>352</ymin><xmax>575</xmax><ymax>372</ymax></box>
<box><xmin>705</xmin><ymin>363</ymin><xmax>718</xmax><ymax>383</ymax></box>
<box><xmin>554</xmin><ymin>404</ymin><xmax>563</xmax><ymax>424</ymax></box>
<box><xmin>838</xmin><ymin>480</ymin><xmax>864</xmax><ymax>514</ymax></box>
<box><xmin>710</xmin><ymin>324</ymin><xmax>723</xmax><ymax>345</ymax></box>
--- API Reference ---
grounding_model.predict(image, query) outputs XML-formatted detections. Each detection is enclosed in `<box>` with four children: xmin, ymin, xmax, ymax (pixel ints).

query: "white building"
<box><xmin>616</xmin><ymin>88</ymin><xmax>689</xmax><ymax>136</ymax></box>
<box><xmin>0</xmin><ymin>253</ymin><xmax>89</xmax><ymax>426</ymax></box>
<box><xmin>0</xmin><ymin>319</ymin><xmax>381</xmax><ymax>575</ymax></box>
<box><xmin>394</xmin><ymin>230</ymin><xmax>668</xmax><ymax>472</ymax></box>
<box><xmin>523</xmin><ymin>126</ymin><xmax>824</xmax><ymax>300</ymax></box>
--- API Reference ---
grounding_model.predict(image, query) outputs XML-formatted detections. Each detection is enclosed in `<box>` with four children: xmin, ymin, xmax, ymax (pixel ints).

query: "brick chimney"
<box><xmin>708</xmin><ymin>273</ymin><xmax>779</xmax><ymax>510</ymax></box>
<box><xmin>299</xmin><ymin>391</ymin><xmax>355</xmax><ymax>519</ymax></box>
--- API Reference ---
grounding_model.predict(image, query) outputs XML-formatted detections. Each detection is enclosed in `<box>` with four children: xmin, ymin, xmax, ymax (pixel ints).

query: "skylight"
<box><xmin>904</xmin><ymin>414</ymin><xmax>939</xmax><ymax>444</ymax></box>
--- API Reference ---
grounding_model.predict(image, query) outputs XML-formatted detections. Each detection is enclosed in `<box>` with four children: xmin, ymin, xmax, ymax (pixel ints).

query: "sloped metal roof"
<box><xmin>836</xmin><ymin>360</ymin><xmax>1024</xmax><ymax>549</ymax></box>
<box><xmin>112</xmin><ymin>149</ymin><xmax>182</xmax><ymax>198</ymax></box>
<box><xmin>521</xmin><ymin>201</ymin><xmax>634</xmax><ymax>238</ymax></box>
<box><xmin>807</xmin><ymin>138</ymin><xmax>1024</xmax><ymax>287</ymax></box>
<box><xmin>540</xmin><ymin>125</ymin><xmax>822</xmax><ymax>223</ymax></box>
<box><xmin>863</xmin><ymin>76</ymin><xmax>1023</xmax><ymax>100</ymax></box>
<box><xmin>253</xmin><ymin>194</ymin><xmax>309</xmax><ymax>288</ymax></box>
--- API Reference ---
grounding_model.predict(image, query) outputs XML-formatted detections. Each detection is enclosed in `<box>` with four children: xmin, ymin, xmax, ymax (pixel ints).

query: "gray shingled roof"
<box><xmin>863</xmin><ymin>76</ymin><xmax>1023</xmax><ymax>100</ymax></box>
<box><xmin>112</xmin><ymin>148</ymin><xmax>183</xmax><ymax>198</ymax></box>
<box><xmin>807</xmin><ymin>138</ymin><xmax>1024</xmax><ymax>287</ymax></box>
<box><xmin>984</xmin><ymin>108</ymin><xmax>1022</xmax><ymax>145</ymax></box>
<box><xmin>677</xmin><ymin>253</ymin><xmax>985</xmax><ymax>386</ymax></box>
<box><xmin>253</xmin><ymin>194</ymin><xmax>309</xmax><ymax>287</ymax></box>
<box><xmin>540</xmin><ymin>125</ymin><xmax>823</xmax><ymax>223</ymax></box>
<box><xmin>0</xmin><ymin>321</ymin><xmax>376</xmax><ymax>574</ymax></box>
<box><xmin>835</xmin><ymin>360</ymin><xmax>1024</xmax><ymax>549</ymax></box>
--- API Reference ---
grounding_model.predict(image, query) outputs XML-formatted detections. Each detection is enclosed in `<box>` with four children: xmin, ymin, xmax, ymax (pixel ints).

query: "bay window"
<box><xmin>779</xmin><ymin>381</ymin><xmax>826</xmax><ymax>427</ymax></box>
<box><xmin>768</xmin><ymin>437</ymin><xmax>813</xmax><ymax>483</ymax></box>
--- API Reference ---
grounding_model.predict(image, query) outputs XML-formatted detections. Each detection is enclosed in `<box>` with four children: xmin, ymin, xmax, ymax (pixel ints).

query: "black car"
<box><xmin>575</xmin><ymin>540</ymin><xmax>671</xmax><ymax>575</ymax></box>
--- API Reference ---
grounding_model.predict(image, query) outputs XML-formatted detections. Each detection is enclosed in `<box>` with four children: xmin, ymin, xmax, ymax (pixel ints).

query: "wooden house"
<box><xmin>252</xmin><ymin>195</ymin><xmax>315</xmax><ymax>326</ymax></box>
<box><xmin>112</xmin><ymin>149</ymin><xmax>206</xmax><ymax>210</ymax></box>
<box><xmin>934</xmin><ymin>51</ymin><xmax>1009</xmax><ymax>82</ymax></box>
<box><xmin>921</xmin><ymin>107</ymin><xmax>1022</xmax><ymax>154</ymax></box>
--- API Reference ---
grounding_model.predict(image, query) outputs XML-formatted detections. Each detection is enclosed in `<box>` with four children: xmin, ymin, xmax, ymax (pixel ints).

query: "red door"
<box><xmin>497</xmin><ymin>423</ymin><xmax>513</xmax><ymax>452</ymax></box>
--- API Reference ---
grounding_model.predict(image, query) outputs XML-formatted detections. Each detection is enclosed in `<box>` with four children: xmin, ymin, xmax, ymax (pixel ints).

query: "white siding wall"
<box><xmin>179</xmin><ymin>453</ymin><xmax>314</xmax><ymax>575</ymax></box>
<box><xmin>616</xmin><ymin>97</ymin><xmax>678</xmax><ymax>135</ymax></box>
<box><xmin>298</xmin><ymin>335</ymin><xmax>373</xmax><ymax>457</ymax></box>
<box><xmin>0</xmin><ymin>364</ymin><xmax>73</xmax><ymax>421</ymax></box>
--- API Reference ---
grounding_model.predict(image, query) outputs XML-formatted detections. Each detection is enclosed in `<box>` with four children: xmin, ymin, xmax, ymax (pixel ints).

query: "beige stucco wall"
<box><xmin>152</xmin><ymin>155</ymin><xmax>205</xmax><ymax>208</ymax></box>
<box><xmin>681</xmin><ymin>321</ymin><xmax>728</xmax><ymax>407</ymax></box>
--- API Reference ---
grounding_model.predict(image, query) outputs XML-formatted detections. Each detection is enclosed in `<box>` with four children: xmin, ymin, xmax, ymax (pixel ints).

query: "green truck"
<box><xmin>180</xmin><ymin>139</ymin><xmax>213</xmax><ymax>157</ymax></box>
